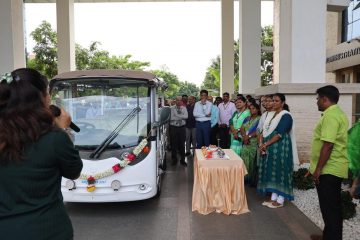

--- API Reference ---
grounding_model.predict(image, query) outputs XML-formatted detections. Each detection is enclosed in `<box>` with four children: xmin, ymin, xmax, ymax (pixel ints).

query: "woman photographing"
<box><xmin>0</xmin><ymin>68</ymin><xmax>83</xmax><ymax>240</ymax></box>
<box><xmin>257</xmin><ymin>93</ymin><xmax>299</xmax><ymax>208</ymax></box>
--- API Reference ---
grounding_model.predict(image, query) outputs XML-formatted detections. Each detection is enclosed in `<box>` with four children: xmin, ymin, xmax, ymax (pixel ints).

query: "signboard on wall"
<box><xmin>326</xmin><ymin>40</ymin><xmax>360</xmax><ymax>72</ymax></box>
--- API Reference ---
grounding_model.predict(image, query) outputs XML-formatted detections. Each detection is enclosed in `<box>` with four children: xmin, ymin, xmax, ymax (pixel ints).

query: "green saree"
<box><xmin>229</xmin><ymin>109</ymin><xmax>250</xmax><ymax>155</ymax></box>
<box><xmin>240</xmin><ymin>116</ymin><xmax>260</xmax><ymax>184</ymax></box>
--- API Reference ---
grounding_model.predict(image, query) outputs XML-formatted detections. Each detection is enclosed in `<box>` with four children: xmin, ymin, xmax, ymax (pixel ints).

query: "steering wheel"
<box><xmin>75</xmin><ymin>122</ymin><xmax>96</xmax><ymax>134</ymax></box>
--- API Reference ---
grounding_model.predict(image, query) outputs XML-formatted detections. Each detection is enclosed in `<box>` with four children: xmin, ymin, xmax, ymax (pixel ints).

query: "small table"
<box><xmin>192</xmin><ymin>149</ymin><xmax>249</xmax><ymax>215</ymax></box>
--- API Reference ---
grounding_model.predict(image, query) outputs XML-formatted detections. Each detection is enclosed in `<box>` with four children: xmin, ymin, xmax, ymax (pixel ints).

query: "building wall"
<box><xmin>326</xmin><ymin>11</ymin><xmax>341</xmax><ymax>83</ymax></box>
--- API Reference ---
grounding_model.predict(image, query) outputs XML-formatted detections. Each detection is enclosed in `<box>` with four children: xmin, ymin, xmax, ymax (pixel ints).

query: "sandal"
<box><xmin>262</xmin><ymin>200</ymin><xmax>273</xmax><ymax>206</ymax></box>
<box><xmin>267</xmin><ymin>202</ymin><xmax>284</xmax><ymax>208</ymax></box>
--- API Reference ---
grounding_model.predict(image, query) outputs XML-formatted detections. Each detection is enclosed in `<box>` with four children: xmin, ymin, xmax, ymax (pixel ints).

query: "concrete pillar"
<box><xmin>238</xmin><ymin>0</ymin><xmax>261</xmax><ymax>94</ymax></box>
<box><xmin>56</xmin><ymin>0</ymin><xmax>75</xmax><ymax>73</ymax></box>
<box><xmin>0</xmin><ymin>0</ymin><xmax>26</xmax><ymax>74</ymax></box>
<box><xmin>274</xmin><ymin>0</ymin><xmax>327</xmax><ymax>84</ymax></box>
<box><xmin>220</xmin><ymin>0</ymin><xmax>234</xmax><ymax>95</ymax></box>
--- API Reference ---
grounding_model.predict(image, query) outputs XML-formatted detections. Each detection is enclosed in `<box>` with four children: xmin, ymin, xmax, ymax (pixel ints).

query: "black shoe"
<box><xmin>180</xmin><ymin>161</ymin><xmax>187</xmax><ymax>167</ymax></box>
<box><xmin>185</xmin><ymin>152</ymin><xmax>191</xmax><ymax>156</ymax></box>
<box><xmin>310</xmin><ymin>234</ymin><xmax>323</xmax><ymax>240</ymax></box>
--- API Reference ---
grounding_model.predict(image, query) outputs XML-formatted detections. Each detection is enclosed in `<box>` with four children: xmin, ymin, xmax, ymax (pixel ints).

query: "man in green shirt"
<box><xmin>310</xmin><ymin>85</ymin><xmax>349</xmax><ymax>240</ymax></box>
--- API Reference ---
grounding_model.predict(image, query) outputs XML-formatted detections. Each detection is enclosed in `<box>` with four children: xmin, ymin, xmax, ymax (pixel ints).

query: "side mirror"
<box><xmin>157</xmin><ymin>106</ymin><xmax>171</xmax><ymax>127</ymax></box>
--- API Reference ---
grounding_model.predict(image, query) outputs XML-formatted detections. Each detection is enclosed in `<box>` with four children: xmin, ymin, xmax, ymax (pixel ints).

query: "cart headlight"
<box><xmin>111</xmin><ymin>180</ymin><xmax>121</xmax><ymax>191</ymax></box>
<box><xmin>65</xmin><ymin>180</ymin><xmax>76</xmax><ymax>190</ymax></box>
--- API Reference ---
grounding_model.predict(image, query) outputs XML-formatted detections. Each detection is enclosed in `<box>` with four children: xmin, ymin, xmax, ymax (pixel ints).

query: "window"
<box><xmin>342</xmin><ymin>0</ymin><xmax>360</xmax><ymax>42</ymax></box>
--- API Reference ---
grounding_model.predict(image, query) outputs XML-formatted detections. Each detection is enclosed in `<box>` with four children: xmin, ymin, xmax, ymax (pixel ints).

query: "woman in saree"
<box><xmin>257</xmin><ymin>93</ymin><xmax>299</xmax><ymax>208</ymax></box>
<box><xmin>229</xmin><ymin>96</ymin><xmax>250</xmax><ymax>155</ymax></box>
<box><xmin>239</xmin><ymin>102</ymin><xmax>261</xmax><ymax>186</ymax></box>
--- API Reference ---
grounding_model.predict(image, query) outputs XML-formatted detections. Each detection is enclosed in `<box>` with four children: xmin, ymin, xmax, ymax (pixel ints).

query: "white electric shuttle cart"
<box><xmin>50</xmin><ymin>70</ymin><xmax>169</xmax><ymax>202</ymax></box>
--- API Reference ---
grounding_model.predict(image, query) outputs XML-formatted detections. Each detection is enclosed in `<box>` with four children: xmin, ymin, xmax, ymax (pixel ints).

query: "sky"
<box><xmin>24</xmin><ymin>2</ymin><xmax>273</xmax><ymax>87</ymax></box>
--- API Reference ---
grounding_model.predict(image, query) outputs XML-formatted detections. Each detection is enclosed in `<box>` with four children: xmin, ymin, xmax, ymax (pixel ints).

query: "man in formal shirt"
<box><xmin>185</xmin><ymin>96</ymin><xmax>196</xmax><ymax>156</ymax></box>
<box><xmin>217</xmin><ymin>92</ymin><xmax>236</xmax><ymax>148</ymax></box>
<box><xmin>193</xmin><ymin>90</ymin><xmax>212</xmax><ymax>148</ymax></box>
<box><xmin>170</xmin><ymin>96</ymin><xmax>188</xmax><ymax>166</ymax></box>
<box><xmin>310</xmin><ymin>85</ymin><xmax>349</xmax><ymax>240</ymax></box>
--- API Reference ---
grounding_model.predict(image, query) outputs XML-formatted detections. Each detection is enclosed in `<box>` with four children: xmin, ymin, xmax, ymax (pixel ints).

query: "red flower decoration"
<box><xmin>87</xmin><ymin>176</ymin><xmax>95</xmax><ymax>184</ymax></box>
<box><xmin>143</xmin><ymin>146</ymin><xmax>150</xmax><ymax>154</ymax></box>
<box><xmin>112</xmin><ymin>164</ymin><xmax>121</xmax><ymax>173</ymax></box>
<box><xmin>127</xmin><ymin>153</ymin><xmax>136</xmax><ymax>161</ymax></box>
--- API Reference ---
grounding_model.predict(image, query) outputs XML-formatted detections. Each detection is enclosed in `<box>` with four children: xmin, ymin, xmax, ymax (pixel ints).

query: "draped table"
<box><xmin>192</xmin><ymin>149</ymin><xmax>249</xmax><ymax>215</ymax></box>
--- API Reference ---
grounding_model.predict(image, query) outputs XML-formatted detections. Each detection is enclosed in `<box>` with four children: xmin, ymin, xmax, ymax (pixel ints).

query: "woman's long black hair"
<box><xmin>0</xmin><ymin>68</ymin><xmax>54</xmax><ymax>164</ymax></box>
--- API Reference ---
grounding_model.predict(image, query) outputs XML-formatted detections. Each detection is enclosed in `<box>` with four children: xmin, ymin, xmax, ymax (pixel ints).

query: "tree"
<box><xmin>27</xmin><ymin>21</ymin><xmax>195</xmax><ymax>100</ymax></box>
<box><xmin>201</xmin><ymin>56</ymin><xmax>220</xmax><ymax>96</ymax></box>
<box><xmin>261</xmin><ymin>25</ymin><xmax>274</xmax><ymax>86</ymax></box>
<box><xmin>29</xmin><ymin>21</ymin><xmax>58</xmax><ymax>78</ymax></box>
<box><xmin>78</xmin><ymin>42</ymin><xmax>150</xmax><ymax>70</ymax></box>
<box><xmin>201</xmin><ymin>26</ymin><xmax>274</xmax><ymax>94</ymax></box>
<box><xmin>151</xmin><ymin>67</ymin><xmax>180</xmax><ymax>99</ymax></box>
<box><xmin>27</xmin><ymin>21</ymin><xmax>150</xmax><ymax>78</ymax></box>
<box><xmin>178</xmin><ymin>81</ymin><xmax>199</xmax><ymax>98</ymax></box>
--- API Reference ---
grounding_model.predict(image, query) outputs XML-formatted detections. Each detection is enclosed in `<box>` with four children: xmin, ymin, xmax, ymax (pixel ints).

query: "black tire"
<box><xmin>160</xmin><ymin>151</ymin><xmax>167</xmax><ymax>171</ymax></box>
<box><xmin>154</xmin><ymin>171</ymin><xmax>162</xmax><ymax>198</ymax></box>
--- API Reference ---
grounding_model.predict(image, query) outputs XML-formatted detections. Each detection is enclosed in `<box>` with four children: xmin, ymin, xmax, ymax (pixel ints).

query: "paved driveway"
<box><xmin>66</xmin><ymin>154</ymin><xmax>321</xmax><ymax>240</ymax></box>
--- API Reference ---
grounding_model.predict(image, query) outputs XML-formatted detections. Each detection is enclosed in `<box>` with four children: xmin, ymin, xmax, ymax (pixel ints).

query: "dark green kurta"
<box><xmin>0</xmin><ymin>129</ymin><xmax>83</xmax><ymax>240</ymax></box>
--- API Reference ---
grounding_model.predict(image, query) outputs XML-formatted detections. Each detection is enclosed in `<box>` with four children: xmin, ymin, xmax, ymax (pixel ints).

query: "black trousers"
<box><xmin>169</xmin><ymin>125</ymin><xmax>186</xmax><ymax>163</ymax></box>
<box><xmin>218</xmin><ymin>126</ymin><xmax>230</xmax><ymax>149</ymax></box>
<box><xmin>210</xmin><ymin>124</ymin><xmax>219</xmax><ymax>145</ymax></box>
<box><xmin>316</xmin><ymin>174</ymin><xmax>343</xmax><ymax>240</ymax></box>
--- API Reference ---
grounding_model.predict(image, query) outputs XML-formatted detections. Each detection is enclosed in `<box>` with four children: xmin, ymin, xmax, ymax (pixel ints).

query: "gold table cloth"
<box><xmin>192</xmin><ymin>149</ymin><xmax>249</xmax><ymax>215</ymax></box>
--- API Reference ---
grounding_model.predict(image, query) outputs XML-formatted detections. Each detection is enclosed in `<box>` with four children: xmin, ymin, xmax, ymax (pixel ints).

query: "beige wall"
<box><xmin>326</xmin><ymin>11</ymin><xmax>341</xmax><ymax>49</ymax></box>
<box><xmin>326</xmin><ymin>12</ymin><xmax>341</xmax><ymax>83</ymax></box>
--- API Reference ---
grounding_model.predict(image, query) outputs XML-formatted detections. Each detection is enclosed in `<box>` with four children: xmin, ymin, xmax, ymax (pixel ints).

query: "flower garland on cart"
<box><xmin>79</xmin><ymin>139</ymin><xmax>149</xmax><ymax>192</ymax></box>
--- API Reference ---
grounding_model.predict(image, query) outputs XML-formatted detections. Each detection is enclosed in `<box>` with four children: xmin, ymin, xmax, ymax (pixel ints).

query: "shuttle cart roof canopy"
<box><xmin>52</xmin><ymin>69</ymin><xmax>157</xmax><ymax>82</ymax></box>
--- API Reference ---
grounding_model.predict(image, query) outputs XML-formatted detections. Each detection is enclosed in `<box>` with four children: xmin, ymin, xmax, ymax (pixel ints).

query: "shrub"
<box><xmin>293</xmin><ymin>168</ymin><xmax>315</xmax><ymax>190</ymax></box>
<box><xmin>341</xmin><ymin>191</ymin><xmax>357</xmax><ymax>220</ymax></box>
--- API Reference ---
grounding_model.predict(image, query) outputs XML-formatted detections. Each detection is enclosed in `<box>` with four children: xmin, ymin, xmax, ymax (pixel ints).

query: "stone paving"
<box><xmin>66</xmin><ymin>154</ymin><xmax>321</xmax><ymax>240</ymax></box>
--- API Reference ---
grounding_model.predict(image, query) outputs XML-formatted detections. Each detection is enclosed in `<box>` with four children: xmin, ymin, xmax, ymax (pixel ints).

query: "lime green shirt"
<box><xmin>310</xmin><ymin>105</ymin><xmax>349</xmax><ymax>178</ymax></box>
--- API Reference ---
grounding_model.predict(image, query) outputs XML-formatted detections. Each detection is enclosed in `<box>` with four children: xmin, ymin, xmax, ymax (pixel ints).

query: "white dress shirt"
<box><xmin>193</xmin><ymin>101</ymin><xmax>212</xmax><ymax>122</ymax></box>
<box><xmin>218</xmin><ymin>101</ymin><xmax>236</xmax><ymax>126</ymax></box>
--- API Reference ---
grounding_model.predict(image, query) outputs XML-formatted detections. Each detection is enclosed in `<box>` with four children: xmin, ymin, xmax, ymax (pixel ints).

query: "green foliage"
<box><xmin>201</xmin><ymin>56</ymin><xmax>220</xmax><ymax>96</ymax></box>
<box><xmin>27</xmin><ymin>21</ymin><xmax>150</xmax><ymax>78</ymax></box>
<box><xmin>202</xmin><ymin>26</ymin><xmax>273</xmax><ymax>94</ymax></box>
<box><xmin>293</xmin><ymin>168</ymin><xmax>315</xmax><ymax>190</ymax></box>
<box><xmin>202</xmin><ymin>42</ymin><xmax>239</xmax><ymax>96</ymax></box>
<box><xmin>29</xmin><ymin>21</ymin><xmax>58</xmax><ymax>78</ymax></box>
<box><xmin>151</xmin><ymin>68</ymin><xmax>180</xmax><ymax>99</ymax></box>
<box><xmin>341</xmin><ymin>191</ymin><xmax>357</xmax><ymax>220</ymax></box>
<box><xmin>27</xmin><ymin>20</ymin><xmax>195</xmax><ymax>99</ymax></box>
<box><xmin>178</xmin><ymin>81</ymin><xmax>199</xmax><ymax>98</ymax></box>
<box><xmin>261</xmin><ymin>26</ymin><xmax>273</xmax><ymax>86</ymax></box>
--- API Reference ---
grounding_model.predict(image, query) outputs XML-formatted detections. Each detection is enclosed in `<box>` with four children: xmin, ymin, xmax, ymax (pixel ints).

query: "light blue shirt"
<box><xmin>210</xmin><ymin>105</ymin><xmax>219</xmax><ymax>128</ymax></box>
<box><xmin>193</xmin><ymin>101</ymin><xmax>212</xmax><ymax>122</ymax></box>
